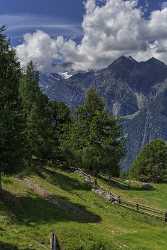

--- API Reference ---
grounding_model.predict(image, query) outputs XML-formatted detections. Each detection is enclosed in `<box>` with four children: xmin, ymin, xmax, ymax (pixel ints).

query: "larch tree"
<box><xmin>67</xmin><ymin>88</ymin><xmax>125</xmax><ymax>183</ymax></box>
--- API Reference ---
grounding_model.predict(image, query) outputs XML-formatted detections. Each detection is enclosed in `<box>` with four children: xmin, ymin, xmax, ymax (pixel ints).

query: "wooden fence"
<box><xmin>101</xmin><ymin>177</ymin><xmax>167</xmax><ymax>222</ymax></box>
<box><xmin>99</xmin><ymin>179</ymin><xmax>167</xmax><ymax>222</ymax></box>
<box><xmin>117</xmin><ymin>197</ymin><xmax>167</xmax><ymax>222</ymax></box>
<box><xmin>93</xmin><ymin>188</ymin><xmax>167</xmax><ymax>222</ymax></box>
<box><xmin>74</xmin><ymin>168</ymin><xmax>167</xmax><ymax>222</ymax></box>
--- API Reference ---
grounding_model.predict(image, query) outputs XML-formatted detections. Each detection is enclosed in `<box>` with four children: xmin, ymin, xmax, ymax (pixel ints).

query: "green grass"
<box><xmin>99</xmin><ymin>177</ymin><xmax>167</xmax><ymax>210</ymax></box>
<box><xmin>0</xmin><ymin>167</ymin><xmax>167</xmax><ymax>250</ymax></box>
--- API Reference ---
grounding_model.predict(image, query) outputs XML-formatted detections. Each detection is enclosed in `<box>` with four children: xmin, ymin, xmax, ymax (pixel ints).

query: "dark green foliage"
<box><xmin>19</xmin><ymin>62</ymin><xmax>54</xmax><ymax>162</ymax></box>
<box><xmin>85</xmin><ymin>88</ymin><xmax>104</xmax><ymax>115</ymax></box>
<box><xmin>20</xmin><ymin>62</ymin><xmax>71</xmax><ymax>164</ymax></box>
<box><xmin>48</xmin><ymin>101</ymin><xmax>71</xmax><ymax>161</ymax></box>
<box><xmin>0</xmin><ymin>26</ymin><xmax>25</xmax><ymax>188</ymax></box>
<box><xmin>0</xmin><ymin>242</ymin><xmax>19</xmax><ymax>250</ymax></box>
<box><xmin>66</xmin><ymin>88</ymin><xmax>125</xmax><ymax>177</ymax></box>
<box><xmin>0</xmin><ymin>26</ymin><xmax>124</xmax><ymax>186</ymax></box>
<box><xmin>130</xmin><ymin>139</ymin><xmax>167</xmax><ymax>183</ymax></box>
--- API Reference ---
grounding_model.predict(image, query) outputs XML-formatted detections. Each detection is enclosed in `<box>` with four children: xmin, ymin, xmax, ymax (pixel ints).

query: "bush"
<box><xmin>130</xmin><ymin>139</ymin><xmax>167</xmax><ymax>183</ymax></box>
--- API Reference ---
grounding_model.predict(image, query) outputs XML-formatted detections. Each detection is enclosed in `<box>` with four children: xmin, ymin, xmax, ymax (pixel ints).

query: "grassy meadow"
<box><xmin>0</xmin><ymin>167</ymin><xmax>167</xmax><ymax>250</ymax></box>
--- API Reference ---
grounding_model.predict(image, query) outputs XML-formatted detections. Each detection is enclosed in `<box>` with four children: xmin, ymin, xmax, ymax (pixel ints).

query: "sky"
<box><xmin>0</xmin><ymin>0</ymin><xmax>84</xmax><ymax>26</ymax></box>
<box><xmin>1</xmin><ymin>0</ymin><xmax>84</xmax><ymax>45</ymax></box>
<box><xmin>0</xmin><ymin>0</ymin><xmax>83</xmax><ymax>20</ymax></box>
<box><xmin>1</xmin><ymin>0</ymin><xmax>167</xmax><ymax>72</ymax></box>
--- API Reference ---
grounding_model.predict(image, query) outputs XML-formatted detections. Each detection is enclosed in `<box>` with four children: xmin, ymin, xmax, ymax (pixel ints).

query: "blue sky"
<box><xmin>0</xmin><ymin>0</ymin><xmax>166</xmax><ymax>45</ymax></box>
<box><xmin>0</xmin><ymin>0</ymin><xmax>84</xmax><ymax>45</ymax></box>
<box><xmin>0</xmin><ymin>0</ymin><xmax>84</xmax><ymax>22</ymax></box>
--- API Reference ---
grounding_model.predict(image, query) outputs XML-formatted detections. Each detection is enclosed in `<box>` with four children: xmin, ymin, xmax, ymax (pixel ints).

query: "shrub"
<box><xmin>130</xmin><ymin>139</ymin><xmax>167</xmax><ymax>183</ymax></box>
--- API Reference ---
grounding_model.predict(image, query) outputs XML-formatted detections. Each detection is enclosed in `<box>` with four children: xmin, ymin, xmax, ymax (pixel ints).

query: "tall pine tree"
<box><xmin>49</xmin><ymin>101</ymin><xmax>71</xmax><ymax>162</ymax></box>
<box><xmin>0</xmin><ymin>27</ymin><xmax>25</xmax><ymax>190</ymax></box>
<box><xmin>20</xmin><ymin>62</ymin><xmax>53</xmax><ymax>164</ymax></box>
<box><xmin>67</xmin><ymin>88</ymin><xmax>125</xmax><ymax>180</ymax></box>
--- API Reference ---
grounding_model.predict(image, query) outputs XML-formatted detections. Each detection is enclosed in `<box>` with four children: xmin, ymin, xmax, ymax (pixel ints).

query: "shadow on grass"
<box><xmin>0</xmin><ymin>242</ymin><xmax>19</xmax><ymax>250</ymax></box>
<box><xmin>0</xmin><ymin>241</ymin><xmax>34</xmax><ymax>250</ymax></box>
<box><xmin>0</xmin><ymin>190</ymin><xmax>101</xmax><ymax>225</ymax></box>
<box><xmin>37</xmin><ymin>167</ymin><xmax>91</xmax><ymax>192</ymax></box>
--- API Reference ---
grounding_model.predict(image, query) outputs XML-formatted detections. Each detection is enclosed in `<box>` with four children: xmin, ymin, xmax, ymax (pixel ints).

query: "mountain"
<box><xmin>40</xmin><ymin>56</ymin><xmax>167</xmax><ymax>169</ymax></box>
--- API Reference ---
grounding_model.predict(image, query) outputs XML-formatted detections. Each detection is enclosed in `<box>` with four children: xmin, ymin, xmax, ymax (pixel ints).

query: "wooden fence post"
<box><xmin>165</xmin><ymin>212</ymin><xmax>167</xmax><ymax>222</ymax></box>
<box><xmin>136</xmin><ymin>204</ymin><xmax>139</xmax><ymax>212</ymax></box>
<box><xmin>50</xmin><ymin>232</ymin><xmax>57</xmax><ymax>250</ymax></box>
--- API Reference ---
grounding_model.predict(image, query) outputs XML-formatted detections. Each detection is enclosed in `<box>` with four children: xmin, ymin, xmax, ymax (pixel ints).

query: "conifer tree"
<box><xmin>0</xmin><ymin>26</ymin><xmax>24</xmax><ymax>190</ymax></box>
<box><xmin>130</xmin><ymin>139</ymin><xmax>167</xmax><ymax>183</ymax></box>
<box><xmin>20</xmin><ymin>62</ymin><xmax>53</xmax><ymax>163</ymax></box>
<box><xmin>48</xmin><ymin>101</ymin><xmax>71</xmax><ymax>161</ymax></box>
<box><xmin>67</xmin><ymin>88</ymin><xmax>125</xmax><ymax>180</ymax></box>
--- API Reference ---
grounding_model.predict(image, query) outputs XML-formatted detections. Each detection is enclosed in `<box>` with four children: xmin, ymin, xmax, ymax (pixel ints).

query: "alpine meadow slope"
<box><xmin>1</xmin><ymin>167</ymin><xmax>167</xmax><ymax>250</ymax></box>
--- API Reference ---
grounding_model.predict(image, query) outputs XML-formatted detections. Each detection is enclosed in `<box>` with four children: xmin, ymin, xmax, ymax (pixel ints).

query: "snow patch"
<box><xmin>60</xmin><ymin>72</ymin><xmax>73</xmax><ymax>79</ymax></box>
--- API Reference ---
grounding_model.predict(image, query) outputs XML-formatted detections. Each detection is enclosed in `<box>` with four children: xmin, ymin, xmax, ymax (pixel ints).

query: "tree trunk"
<box><xmin>0</xmin><ymin>171</ymin><xmax>2</xmax><ymax>193</ymax></box>
<box><xmin>94</xmin><ymin>176</ymin><xmax>97</xmax><ymax>187</ymax></box>
<box><xmin>93</xmin><ymin>171</ymin><xmax>98</xmax><ymax>187</ymax></box>
<box><xmin>109</xmin><ymin>175</ymin><xmax>112</xmax><ymax>183</ymax></box>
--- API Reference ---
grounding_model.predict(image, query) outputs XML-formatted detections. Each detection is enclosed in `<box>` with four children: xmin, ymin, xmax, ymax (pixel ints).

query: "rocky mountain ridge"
<box><xmin>40</xmin><ymin>56</ymin><xmax>167</xmax><ymax>169</ymax></box>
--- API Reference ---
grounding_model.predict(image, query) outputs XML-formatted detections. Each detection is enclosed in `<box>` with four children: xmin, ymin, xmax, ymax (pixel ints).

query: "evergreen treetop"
<box><xmin>130</xmin><ymin>139</ymin><xmax>167</xmax><ymax>183</ymax></box>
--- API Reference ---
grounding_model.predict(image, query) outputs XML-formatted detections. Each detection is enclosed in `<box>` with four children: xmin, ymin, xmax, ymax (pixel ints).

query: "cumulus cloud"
<box><xmin>85</xmin><ymin>0</ymin><xmax>96</xmax><ymax>14</ymax></box>
<box><xmin>16</xmin><ymin>30</ymin><xmax>77</xmax><ymax>72</ymax></box>
<box><xmin>16</xmin><ymin>0</ymin><xmax>167</xmax><ymax>72</ymax></box>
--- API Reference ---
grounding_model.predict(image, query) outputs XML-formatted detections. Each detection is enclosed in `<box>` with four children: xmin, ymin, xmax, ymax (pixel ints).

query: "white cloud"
<box><xmin>16</xmin><ymin>30</ymin><xmax>77</xmax><ymax>72</ymax></box>
<box><xmin>85</xmin><ymin>0</ymin><xmax>96</xmax><ymax>14</ymax></box>
<box><xmin>16</xmin><ymin>0</ymin><xmax>167</xmax><ymax>72</ymax></box>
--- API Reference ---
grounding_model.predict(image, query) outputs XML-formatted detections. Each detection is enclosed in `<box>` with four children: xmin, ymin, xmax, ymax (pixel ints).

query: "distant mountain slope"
<box><xmin>40</xmin><ymin>56</ymin><xmax>167</xmax><ymax>169</ymax></box>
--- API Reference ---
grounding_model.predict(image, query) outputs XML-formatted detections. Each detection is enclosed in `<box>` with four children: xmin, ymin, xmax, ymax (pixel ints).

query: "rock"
<box><xmin>142</xmin><ymin>183</ymin><xmax>154</xmax><ymax>190</ymax></box>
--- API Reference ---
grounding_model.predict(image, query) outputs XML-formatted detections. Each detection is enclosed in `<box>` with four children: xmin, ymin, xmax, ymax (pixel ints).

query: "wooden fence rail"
<box><xmin>74</xmin><ymin>168</ymin><xmax>167</xmax><ymax>223</ymax></box>
<box><xmin>114</xmin><ymin>196</ymin><xmax>167</xmax><ymax>222</ymax></box>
